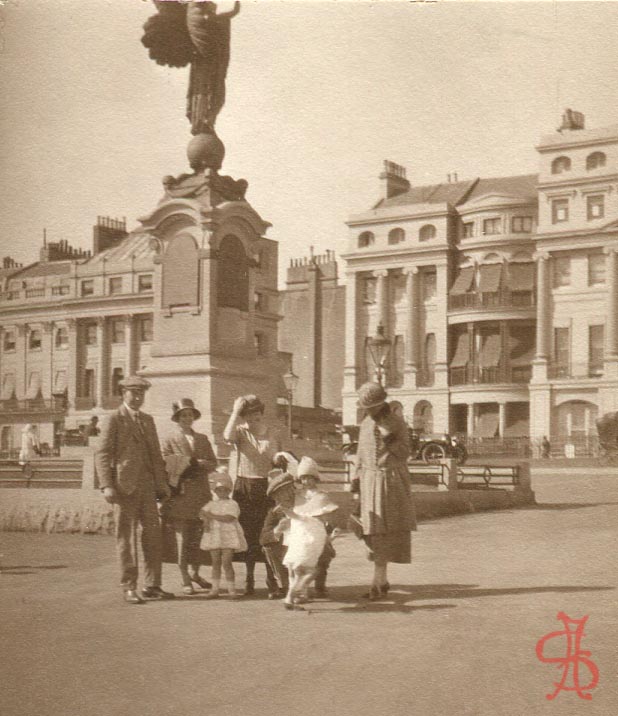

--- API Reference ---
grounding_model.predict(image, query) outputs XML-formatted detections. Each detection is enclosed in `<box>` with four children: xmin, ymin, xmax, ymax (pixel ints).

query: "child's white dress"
<box><xmin>200</xmin><ymin>498</ymin><xmax>248</xmax><ymax>552</ymax></box>
<box><xmin>283</xmin><ymin>491</ymin><xmax>337</xmax><ymax>570</ymax></box>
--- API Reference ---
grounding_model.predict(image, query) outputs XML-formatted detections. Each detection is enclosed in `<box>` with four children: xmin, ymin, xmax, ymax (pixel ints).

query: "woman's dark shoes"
<box><xmin>313</xmin><ymin>587</ymin><xmax>329</xmax><ymax>598</ymax></box>
<box><xmin>362</xmin><ymin>585</ymin><xmax>382</xmax><ymax>601</ymax></box>
<box><xmin>141</xmin><ymin>586</ymin><xmax>175</xmax><ymax>600</ymax></box>
<box><xmin>124</xmin><ymin>589</ymin><xmax>146</xmax><ymax>605</ymax></box>
<box><xmin>380</xmin><ymin>582</ymin><xmax>390</xmax><ymax>596</ymax></box>
<box><xmin>244</xmin><ymin>576</ymin><xmax>255</xmax><ymax>596</ymax></box>
<box><xmin>190</xmin><ymin>574</ymin><xmax>212</xmax><ymax>590</ymax></box>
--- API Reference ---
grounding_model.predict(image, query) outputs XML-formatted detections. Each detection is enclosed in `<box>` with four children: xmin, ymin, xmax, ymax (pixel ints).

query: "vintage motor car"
<box><xmin>342</xmin><ymin>425</ymin><xmax>467</xmax><ymax>465</ymax></box>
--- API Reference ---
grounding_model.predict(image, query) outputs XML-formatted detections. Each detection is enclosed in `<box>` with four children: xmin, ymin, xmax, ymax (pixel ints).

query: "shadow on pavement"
<box><xmin>523</xmin><ymin>502</ymin><xmax>618</xmax><ymax>511</ymax></box>
<box><xmin>1</xmin><ymin>564</ymin><xmax>68</xmax><ymax>575</ymax></box>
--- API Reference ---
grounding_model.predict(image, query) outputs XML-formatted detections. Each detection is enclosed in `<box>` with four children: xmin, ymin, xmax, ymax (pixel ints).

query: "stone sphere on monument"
<box><xmin>187</xmin><ymin>132</ymin><xmax>225</xmax><ymax>172</ymax></box>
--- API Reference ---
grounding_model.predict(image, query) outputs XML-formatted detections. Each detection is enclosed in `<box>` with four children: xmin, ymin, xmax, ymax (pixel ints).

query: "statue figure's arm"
<box><xmin>218</xmin><ymin>1</ymin><xmax>240</xmax><ymax>20</ymax></box>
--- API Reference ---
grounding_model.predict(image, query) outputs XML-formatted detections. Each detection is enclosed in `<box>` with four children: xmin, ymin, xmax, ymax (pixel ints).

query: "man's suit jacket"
<box><xmin>95</xmin><ymin>404</ymin><xmax>168</xmax><ymax>495</ymax></box>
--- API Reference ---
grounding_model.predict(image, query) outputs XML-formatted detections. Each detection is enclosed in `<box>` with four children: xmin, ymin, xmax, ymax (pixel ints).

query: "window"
<box><xmin>81</xmin><ymin>279</ymin><xmax>94</xmax><ymax>297</ymax></box>
<box><xmin>588</xmin><ymin>254</ymin><xmax>606</xmax><ymax>285</ymax></box>
<box><xmin>362</xmin><ymin>276</ymin><xmax>377</xmax><ymax>304</ymax></box>
<box><xmin>217</xmin><ymin>235</ymin><xmax>249</xmax><ymax>311</ymax></box>
<box><xmin>422</xmin><ymin>270</ymin><xmax>437</xmax><ymax>301</ymax></box>
<box><xmin>587</xmin><ymin>194</ymin><xmax>604</xmax><ymax>221</ymax></box>
<box><xmin>588</xmin><ymin>325</ymin><xmax>604</xmax><ymax>376</ymax></box>
<box><xmin>254</xmin><ymin>291</ymin><xmax>266</xmax><ymax>312</ymax></box>
<box><xmin>419</xmin><ymin>224</ymin><xmax>436</xmax><ymax>242</ymax></box>
<box><xmin>138</xmin><ymin>316</ymin><xmax>153</xmax><ymax>342</ymax></box>
<box><xmin>111</xmin><ymin>367</ymin><xmax>124</xmax><ymax>396</ymax></box>
<box><xmin>254</xmin><ymin>332</ymin><xmax>267</xmax><ymax>356</ymax></box>
<box><xmin>553</xmin><ymin>256</ymin><xmax>571</xmax><ymax>287</ymax></box>
<box><xmin>423</xmin><ymin>334</ymin><xmax>436</xmax><ymax>386</ymax></box>
<box><xmin>482</xmin><ymin>218</ymin><xmax>501</xmax><ymax>235</ymax></box>
<box><xmin>110</xmin><ymin>318</ymin><xmax>125</xmax><ymax>344</ymax></box>
<box><xmin>138</xmin><ymin>274</ymin><xmax>153</xmax><ymax>292</ymax></box>
<box><xmin>551</xmin><ymin>156</ymin><xmax>571</xmax><ymax>174</ymax></box>
<box><xmin>28</xmin><ymin>329</ymin><xmax>42</xmax><ymax>350</ymax></box>
<box><xmin>3</xmin><ymin>330</ymin><xmax>15</xmax><ymax>352</ymax></box>
<box><xmin>55</xmin><ymin>326</ymin><xmax>68</xmax><ymax>348</ymax></box>
<box><xmin>52</xmin><ymin>284</ymin><xmax>70</xmax><ymax>296</ymax></box>
<box><xmin>552</xmin><ymin>199</ymin><xmax>569</xmax><ymax>224</ymax></box>
<box><xmin>462</xmin><ymin>222</ymin><xmax>474</xmax><ymax>239</ymax></box>
<box><xmin>83</xmin><ymin>369</ymin><xmax>95</xmax><ymax>398</ymax></box>
<box><xmin>554</xmin><ymin>327</ymin><xmax>570</xmax><ymax>368</ymax></box>
<box><xmin>388</xmin><ymin>228</ymin><xmax>405</xmax><ymax>245</ymax></box>
<box><xmin>511</xmin><ymin>216</ymin><xmax>533</xmax><ymax>233</ymax></box>
<box><xmin>586</xmin><ymin>152</ymin><xmax>606</xmax><ymax>171</ymax></box>
<box><xmin>84</xmin><ymin>322</ymin><xmax>97</xmax><ymax>346</ymax></box>
<box><xmin>358</xmin><ymin>231</ymin><xmax>374</xmax><ymax>248</ymax></box>
<box><xmin>108</xmin><ymin>277</ymin><xmax>123</xmax><ymax>295</ymax></box>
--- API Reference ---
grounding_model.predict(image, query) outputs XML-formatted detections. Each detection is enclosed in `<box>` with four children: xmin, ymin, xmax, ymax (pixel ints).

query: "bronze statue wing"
<box><xmin>141</xmin><ymin>2</ymin><xmax>193</xmax><ymax>68</ymax></box>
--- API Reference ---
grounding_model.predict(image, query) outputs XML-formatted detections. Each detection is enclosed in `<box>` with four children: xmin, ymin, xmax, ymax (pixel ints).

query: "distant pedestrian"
<box><xmin>353</xmin><ymin>382</ymin><xmax>416</xmax><ymax>600</ymax></box>
<box><xmin>200</xmin><ymin>472</ymin><xmax>247</xmax><ymax>599</ymax></box>
<box><xmin>541</xmin><ymin>436</ymin><xmax>551</xmax><ymax>459</ymax></box>
<box><xmin>85</xmin><ymin>415</ymin><xmax>100</xmax><ymax>438</ymax></box>
<box><xmin>95</xmin><ymin>375</ymin><xmax>174</xmax><ymax>605</ymax></box>
<box><xmin>161</xmin><ymin>398</ymin><xmax>217</xmax><ymax>594</ymax></box>
<box><xmin>18</xmin><ymin>424</ymin><xmax>40</xmax><ymax>467</ymax></box>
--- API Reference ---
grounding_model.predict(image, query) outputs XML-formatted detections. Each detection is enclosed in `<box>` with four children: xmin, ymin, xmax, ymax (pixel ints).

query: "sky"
<box><xmin>1</xmin><ymin>0</ymin><xmax>618</xmax><ymax>286</ymax></box>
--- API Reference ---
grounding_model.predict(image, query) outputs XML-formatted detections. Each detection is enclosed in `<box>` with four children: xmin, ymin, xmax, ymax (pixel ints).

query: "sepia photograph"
<box><xmin>0</xmin><ymin>1</ymin><xmax>617</xmax><ymax>714</ymax></box>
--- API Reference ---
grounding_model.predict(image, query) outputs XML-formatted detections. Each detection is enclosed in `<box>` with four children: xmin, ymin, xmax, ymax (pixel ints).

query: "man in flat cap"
<box><xmin>95</xmin><ymin>375</ymin><xmax>174</xmax><ymax>604</ymax></box>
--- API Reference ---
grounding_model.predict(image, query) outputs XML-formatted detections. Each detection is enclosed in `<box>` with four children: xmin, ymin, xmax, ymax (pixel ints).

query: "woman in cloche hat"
<box><xmin>352</xmin><ymin>382</ymin><xmax>417</xmax><ymax>600</ymax></box>
<box><xmin>161</xmin><ymin>398</ymin><xmax>218</xmax><ymax>594</ymax></box>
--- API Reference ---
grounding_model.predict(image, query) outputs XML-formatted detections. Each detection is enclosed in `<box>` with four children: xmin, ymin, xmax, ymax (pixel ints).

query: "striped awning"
<box><xmin>449</xmin><ymin>267</ymin><xmax>475</xmax><ymax>295</ymax></box>
<box><xmin>478</xmin><ymin>263</ymin><xmax>503</xmax><ymax>293</ymax></box>
<box><xmin>507</xmin><ymin>262</ymin><xmax>535</xmax><ymax>291</ymax></box>
<box><xmin>53</xmin><ymin>370</ymin><xmax>67</xmax><ymax>395</ymax></box>
<box><xmin>1</xmin><ymin>374</ymin><xmax>15</xmax><ymax>400</ymax></box>
<box><xmin>479</xmin><ymin>334</ymin><xmax>502</xmax><ymax>369</ymax></box>
<box><xmin>26</xmin><ymin>371</ymin><xmax>41</xmax><ymax>399</ymax></box>
<box><xmin>477</xmin><ymin>409</ymin><xmax>499</xmax><ymax>438</ymax></box>
<box><xmin>450</xmin><ymin>332</ymin><xmax>470</xmax><ymax>367</ymax></box>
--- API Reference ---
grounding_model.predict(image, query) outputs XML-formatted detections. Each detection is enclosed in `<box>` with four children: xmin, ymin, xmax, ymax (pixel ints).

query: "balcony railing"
<box><xmin>415</xmin><ymin>368</ymin><xmax>435</xmax><ymax>387</ymax></box>
<box><xmin>449</xmin><ymin>364</ymin><xmax>532</xmax><ymax>386</ymax></box>
<box><xmin>548</xmin><ymin>362</ymin><xmax>604</xmax><ymax>379</ymax></box>
<box><xmin>0</xmin><ymin>290</ymin><xmax>21</xmax><ymax>301</ymax></box>
<box><xmin>0</xmin><ymin>398</ymin><xmax>67</xmax><ymax>414</ymax></box>
<box><xmin>449</xmin><ymin>290</ymin><xmax>535</xmax><ymax>311</ymax></box>
<box><xmin>25</xmin><ymin>288</ymin><xmax>45</xmax><ymax>298</ymax></box>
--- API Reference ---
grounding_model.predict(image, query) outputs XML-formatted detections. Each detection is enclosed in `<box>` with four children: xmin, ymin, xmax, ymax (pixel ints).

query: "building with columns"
<box><xmin>341</xmin><ymin>111</ymin><xmax>618</xmax><ymax>447</ymax></box>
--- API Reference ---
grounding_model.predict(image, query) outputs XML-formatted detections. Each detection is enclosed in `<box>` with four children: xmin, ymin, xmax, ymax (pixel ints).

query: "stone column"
<box><xmin>95</xmin><ymin>317</ymin><xmax>107</xmax><ymax>407</ymax></box>
<box><xmin>16</xmin><ymin>324</ymin><xmax>27</xmax><ymax>399</ymax></box>
<box><xmin>67</xmin><ymin>318</ymin><xmax>79</xmax><ymax>407</ymax></box>
<box><xmin>604</xmin><ymin>247</ymin><xmax>618</xmax><ymax>376</ymax></box>
<box><xmin>498</xmin><ymin>402</ymin><xmax>506</xmax><ymax>438</ymax></box>
<box><xmin>373</xmin><ymin>269</ymin><xmax>389</xmax><ymax>331</ymax></box>
<box><xmin>466</xmin><ymin>403</ymin><xmax>475</xmax><ymax>437</ymax></box>
<box><xmin>124</xmin><ymin>314</ymin><xmax>135</xmax><ymax>378</ymax></box>
<box><xmin>343</xmin><ymin>271</ymin><xmax>359</xmax><ymax>393</ymax></box>
<box><xmin>403</xmin><ymin>267</ymin><xmax>419</xmax><ymax>388</ymax></box>
<box><xmin>532</xmin><ymin>253</ymin><xmax>550</xmax><ymax>382</ymax></box>
<box><xmin>41</xmin><ymin>321</ymin><xmax>54</xmax><ymax>399</ymax></box>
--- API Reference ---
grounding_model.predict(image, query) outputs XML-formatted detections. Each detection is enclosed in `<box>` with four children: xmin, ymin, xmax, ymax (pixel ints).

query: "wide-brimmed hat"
<box><xmin>239</xmin><ymin>394</ymin><xmax>265</xmax><ymax>417</ymax></box>
<box><xmin>171</xmin><ymin>398</ymin><xmax>201</xmax><ymax>422</ymax></box>
<box><xmin>297</xmin><ymin>456</ymin><xmax>320</xmax><ymax>481</ymax></box>
<box><xmin>266</xmin><ymin>471</ymin><xmax>295</xmax><ymax>497</ymax></box>
<box><xmin>119</xmin><ymin>375</ymin><xmax>151</xmax><ymax>391</ymax></box>
<box><xmin>357</xmin><ymin>381</ymin><xmax>387</xmax><ymax>409</ymax></box>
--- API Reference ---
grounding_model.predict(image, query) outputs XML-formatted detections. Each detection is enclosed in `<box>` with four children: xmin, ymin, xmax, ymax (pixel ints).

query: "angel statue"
<box><xmin>142</xmin><ymin>1</ymin><xmax>241</xmax><ymax>135</ymax></box>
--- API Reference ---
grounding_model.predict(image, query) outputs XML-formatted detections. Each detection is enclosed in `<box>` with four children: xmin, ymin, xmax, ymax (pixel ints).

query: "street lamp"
<box><xmin>283</xmin><ymin>368</ymin><xmax>299</xmax><ymax>439</ymax></box>
<box><xmin>367</xmin><ymin>323</ymin><xmax>392</xmax><ymax>386</ymax></box>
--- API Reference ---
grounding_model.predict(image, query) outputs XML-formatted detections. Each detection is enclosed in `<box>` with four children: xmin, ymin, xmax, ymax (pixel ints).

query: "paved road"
<box><xmin>1</xmin><ymin>473</ymin><xmax>616</xmax><ymax>716</ymax></box>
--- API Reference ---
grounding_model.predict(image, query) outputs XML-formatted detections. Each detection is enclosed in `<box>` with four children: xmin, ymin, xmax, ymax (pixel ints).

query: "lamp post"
<box><xmin>282</xmin><ymin>369</ymin><xmax>299</xmax><ymax>439</ymax></box>
<box><xmin>367</xmin><ymin>323</ymin><xmax>392</xmax><ymax>386</ymax></box>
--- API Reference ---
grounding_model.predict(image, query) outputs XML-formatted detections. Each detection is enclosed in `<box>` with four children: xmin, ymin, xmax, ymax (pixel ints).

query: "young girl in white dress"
<box><xmin>200</xmin><ymin>473</ymin><xmax>247</xmax><ymax>598</ymax></box>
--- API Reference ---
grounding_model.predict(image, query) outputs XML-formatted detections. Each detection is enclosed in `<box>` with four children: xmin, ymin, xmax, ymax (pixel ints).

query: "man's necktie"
<box><xmin>134</xmin><ymin>413</ymin><xmax>146</xmax><ymax>437</ymax></box>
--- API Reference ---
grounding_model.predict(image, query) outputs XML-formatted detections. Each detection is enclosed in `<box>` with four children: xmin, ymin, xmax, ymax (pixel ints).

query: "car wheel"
<box><xmin>421</xmin><ymin>443</ymin><xmax>446</xmax><ymax>464</ymax></box>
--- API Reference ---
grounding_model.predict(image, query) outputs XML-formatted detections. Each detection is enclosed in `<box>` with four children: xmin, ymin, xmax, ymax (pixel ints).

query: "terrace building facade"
<box><xmin>341</xmin><ymin>111</ymin><xmax>618</xmax><ymax>450</ymax></box>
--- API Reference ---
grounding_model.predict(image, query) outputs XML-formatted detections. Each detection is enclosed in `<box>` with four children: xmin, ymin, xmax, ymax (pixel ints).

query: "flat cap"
<box><xmin>119</xmin><ymin>375</ymin><xmax>151</xmax><ymax>391</ymax></box>
<box><xmin>266</xmin><ymin>471</ymin><xmax>295</xmax><ymax>497</ymax></box>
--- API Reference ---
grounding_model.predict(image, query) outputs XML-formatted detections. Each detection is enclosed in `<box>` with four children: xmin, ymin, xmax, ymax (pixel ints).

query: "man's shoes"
<box><xmin>141</xmin><ymin>586</ymin><xmax>175</xmax><ymax>600</ymax></box>
<box><xmin>190</xmin><ymin>573</ymin><xmax>212</xmax><ymax>590</ymax></box>
<box><xmin>124</xmin><ymin>589</ymin><xmax>146</xmax><ymax>605</ymax></box>
<box><xmin>244</xmin><ymin>576</ymin><xmax>255</xmax><ymax>596</ymax></box>
<box><xmin>314</xmin><ymin>587</ymin><xmax>329</xmax><ymax>598</ymax></box>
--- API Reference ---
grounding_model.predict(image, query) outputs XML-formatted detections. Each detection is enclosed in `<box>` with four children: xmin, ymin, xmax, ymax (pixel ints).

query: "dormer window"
<box><xmin>419</xmin><ymin>224</ymin><xmax>436</xmax><ymax>242</ymax></box>
<box><xmin>482</xmin><ymin>218</ymin><xmax>501</xmax><ymax>235</ymax></box>
<box><xmin>358</xmin><ymin>231</ymin><xmax>375</xmax><ymax>248</ymax></box>
<box><xmin>388</xmin><ymin>228</ymin><xmax>405</xmax><ymax>245</ymax></box>
<box><xmin>551</xmin><ymin>156</ymin><xmax>571</xmax><ymax>174</ymax></box>
<box><xmin>586</xmin><ymin>152</ymin><xmax>606</xmax><ymax>171</ymax></box>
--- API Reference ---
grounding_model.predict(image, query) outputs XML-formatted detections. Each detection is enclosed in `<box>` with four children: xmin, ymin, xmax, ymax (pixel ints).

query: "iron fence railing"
<box><xmin>449</xmin><ymin>364</ymin><xmax>532</xmax><ymax>386</ymax></box>
<box><xmin>0</xmin><ymin>398</ymin><xmax>67</xmax><ymax>414</ymax></box>
<box><xmin>548</xmin><ymin>362</ymin><xmax>604</xmax><ymax>379</ymax></box>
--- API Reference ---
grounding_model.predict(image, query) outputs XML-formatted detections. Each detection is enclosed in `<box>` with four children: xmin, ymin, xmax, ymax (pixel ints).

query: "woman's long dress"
<box><xmin>355</xmin><ymin>407</ymin><xmax>416</xmax><ymax>563</ymax></box>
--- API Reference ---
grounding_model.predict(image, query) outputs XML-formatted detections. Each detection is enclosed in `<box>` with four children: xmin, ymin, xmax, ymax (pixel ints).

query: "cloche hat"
<box><xmin>266</xmin><ymin>471</ymin><xmax>295</xmax><ymax>497</ymax></box>
<box><xmin>171</xmin><ymin>398</ymin><xmax>201</xmax><ymax>422</ymax></box>
<box><xmin>357</xmin><ymin>381</ymin><xmax>387</xmax><ymax>409</ymax></box>
<box><xmin>297</xmin><ymin>456</ymin><xmax>321</xmax><ymax>481</ymax></box>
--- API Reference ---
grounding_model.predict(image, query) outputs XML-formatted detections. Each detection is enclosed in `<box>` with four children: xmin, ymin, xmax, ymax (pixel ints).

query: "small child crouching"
<box><xmin>199</xmin><ymin>472</ymin><xmax>247</xmax><ymax>598</ymax></box>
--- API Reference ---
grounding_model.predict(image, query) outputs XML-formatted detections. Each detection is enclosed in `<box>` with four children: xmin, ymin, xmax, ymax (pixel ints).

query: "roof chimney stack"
<box><xmin>380</xmin><ymin>160</ymin><xmax>410</xmax><ymax>199</ymax></box>
<box><xmin>559</xmin><ymin>108</ymin><xmax>585</xmax><ymax>132</ymax></box>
